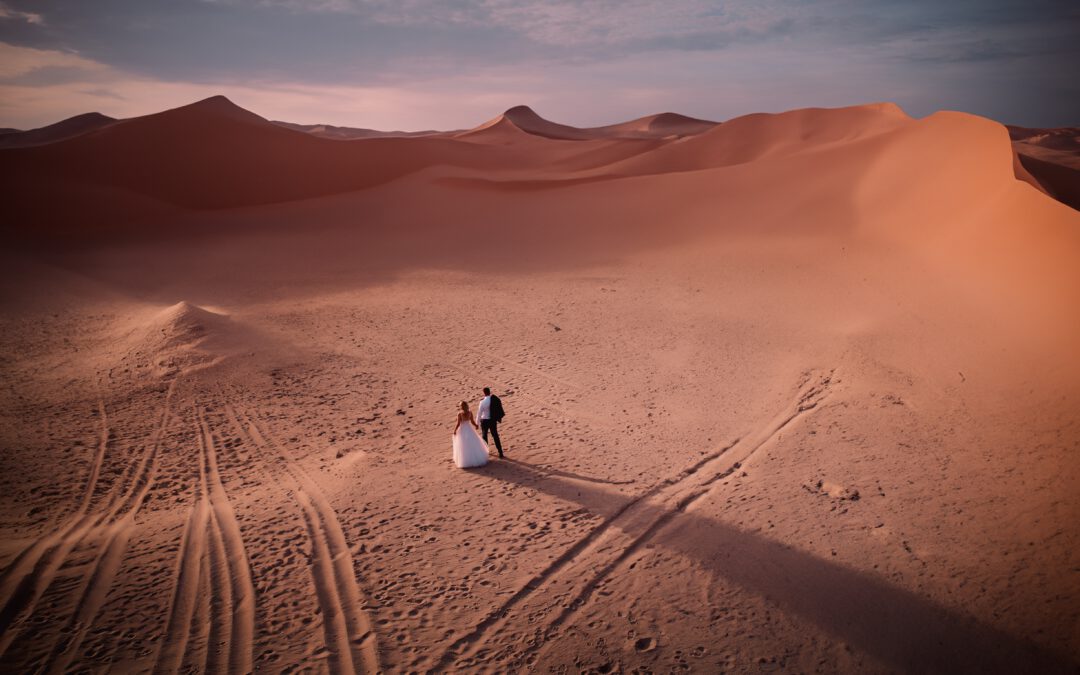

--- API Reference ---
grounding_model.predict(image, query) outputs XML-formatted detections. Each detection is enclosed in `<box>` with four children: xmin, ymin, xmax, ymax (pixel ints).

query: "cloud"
<box><xmin>208</xmin><ymin>0</ymin><xmax>801</xmax><ymax>49</ymax></box>
<box><xmin>0</xmin><ymin>1</ymin><xmax>43</xmax><ymax>25</ymax></box>
<box><xmin>0</xmin><ymin>42</ymin><xmax>104</xmax><ymax>79</ymax></box>
<box><xmin>76</xmin><ymin>87</ymin><xmax>127</xmax><ymax>101</ymax></box>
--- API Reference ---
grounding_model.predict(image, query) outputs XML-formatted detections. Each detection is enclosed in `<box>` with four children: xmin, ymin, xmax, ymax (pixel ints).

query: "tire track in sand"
<box><xmin>1</xmin><ymin>386</ymin><xmax>174</xmax><ymax>662</ymax></box>
<box><xmin>43</xmin><ymin>382</ymin><xmax>177</xmax><ymax>673</ymax></box>
<box><xmin>153</xmin><ymin>403</ymin><xmax>254</xmax><ymax>675</ymax></box>
<box><xmin>430</xmin><ymin>370</ymin><xmax>835</xmax><ymax>671</ymax></box>
<box><xmin>0</xmin><ymin>399</ymin><xmax>112</xmax><ymax>651</ymax></box>
<box><xmin>223</xmin><ymin>402</ymin><xmax>379</xmax><ymax>674</ymax></box>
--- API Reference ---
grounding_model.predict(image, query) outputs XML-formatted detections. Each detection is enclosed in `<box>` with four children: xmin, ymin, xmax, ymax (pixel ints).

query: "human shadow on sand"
<box><xmin>501</xmin><ymin>458</ymin><xmax>634</xmax><ymax>487</ymax></box>
<box><xmin>479</xmin><ymin>458</ymin><xmax>1076</xmax><ymax>674</ymax></box>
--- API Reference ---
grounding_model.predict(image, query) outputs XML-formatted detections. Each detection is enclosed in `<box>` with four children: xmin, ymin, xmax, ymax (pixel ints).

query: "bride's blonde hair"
<box><xmin>460</xmin><ymin>401</ymin><xmax>469</xmax><ymax>412</ymax></box>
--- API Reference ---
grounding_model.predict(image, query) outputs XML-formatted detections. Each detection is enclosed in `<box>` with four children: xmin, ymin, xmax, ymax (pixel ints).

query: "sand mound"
<box><xmin>146</xmin><ymin>301</ymin><xmax>230</xmax><ymax>350</ymax></box>
<box><xmin>119</xmin><ymin>301</ymin><xmax>241</xmax><ymax>379</ymax></box>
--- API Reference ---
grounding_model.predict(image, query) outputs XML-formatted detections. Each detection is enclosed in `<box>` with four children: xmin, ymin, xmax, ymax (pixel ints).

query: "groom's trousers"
<box><xmin>481</xmin><ymin>419</ymin><xmax>503</xmax><ymax>457</ymax></box>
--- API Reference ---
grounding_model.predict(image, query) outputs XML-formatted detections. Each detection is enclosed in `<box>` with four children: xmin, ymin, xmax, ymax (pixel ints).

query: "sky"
<box><xmin>1</xmin><ymin>0</ymin><xmax>1078</xmax><ymax>131</ymax></box>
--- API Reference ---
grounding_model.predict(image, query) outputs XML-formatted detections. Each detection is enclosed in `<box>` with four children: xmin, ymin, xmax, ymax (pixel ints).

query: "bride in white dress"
<box><xmin>453</xmin><ymin>401</ymin><xmax>489</xmax><ymax>469</ymax></box>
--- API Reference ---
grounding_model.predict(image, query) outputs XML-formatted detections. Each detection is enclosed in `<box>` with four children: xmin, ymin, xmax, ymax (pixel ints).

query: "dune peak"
<box><xmin>152</xmin><ymin>301</ymin><xmax>229</xmax><ymax>345</ymax></box>
<box><xmin>192</xmin><ymin>94</ymin><xmax>240</xmax><ymax>109</ymax></box>
<box><xmin>118</xmin><ymin>301</ymin><xmax>241</xmax><ymax>378</ymax></box>
<box><xmin>71</xmin><ymin>111</ymin><xmax>113</xmax><ymax>123</ymax></box>
<box><xmin>503</xmin><ymin>105</ymin><xmax>543</xmax><ymax>119</ymax></box>
<box><xmin>859</xmin><ymin>101</ymin><xmax>908</xmax><ymax>118</ymax></box>
<box><xmin>159</xmin><ymin>94</ymin><xmax>268</xmax><ymax>125</ymax></box>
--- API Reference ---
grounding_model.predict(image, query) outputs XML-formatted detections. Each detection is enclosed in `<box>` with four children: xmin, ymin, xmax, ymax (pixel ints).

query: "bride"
<box><xmin>453</xmin><ymin>400</ymin><xmax>490</xmax><ymax>468</ymax></box>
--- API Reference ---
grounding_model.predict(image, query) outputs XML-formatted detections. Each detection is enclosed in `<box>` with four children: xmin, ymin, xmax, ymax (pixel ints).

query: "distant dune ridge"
<box><xmin>0</xmin><ymin>95</ymin><xmax>1075</xmax><ymax>244</ymax></box>
<box><xmin>0</xmin><ymin>111</ymin><xmax>117</xmax><ymax>149</ymax></box>
<box><xmin>0</xmin><ymin>95</ymin><xmax>1078</xmax><ymax>673</ymax></box>
<box><xmin>457</xmin><ymin>104</ymin><xmax>717</xmax><ymax>141</ymax></box>
<box><xmin>1008</xmin><ymin>125</ymin><xmax>1080</xmax><ymax>210</ymax></box>
<box><xmin>272</xmin><ymin>120</ymin><xmax>449</xmax><ymax>140</ymax></box>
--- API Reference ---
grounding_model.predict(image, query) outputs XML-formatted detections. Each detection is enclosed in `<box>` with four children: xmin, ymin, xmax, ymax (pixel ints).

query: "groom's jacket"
<box><xmin>490</xmin><ymin>395</ymin><xmax>505</xmax><ymax>422</ymax></box>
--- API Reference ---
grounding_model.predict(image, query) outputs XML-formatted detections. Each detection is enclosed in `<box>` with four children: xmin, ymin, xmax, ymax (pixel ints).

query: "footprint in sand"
<box><xmin>634</xmin><ymin>636</ymin><xmax>657</xmax><ymax>652</ymax></box>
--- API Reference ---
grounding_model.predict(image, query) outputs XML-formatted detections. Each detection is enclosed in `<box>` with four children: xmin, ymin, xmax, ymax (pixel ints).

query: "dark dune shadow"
<box><xmin>481</xmin><ymin>461</ymin><xmax>1077</xmax><ymax>674</ymax></box>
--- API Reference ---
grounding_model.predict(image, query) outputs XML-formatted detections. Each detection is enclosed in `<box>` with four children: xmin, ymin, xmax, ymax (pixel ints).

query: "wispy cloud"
<box><xmin>0</xmin><ymin>42</ymin><xmax>103</xmax><ymax>79</ymax></box>
<box><xmin>0</xmin><ymin>1</ymin><xmax>43</xmax><ymax>25</ymax></box>
<box><xmin>206</xmin><ymin>0</ymin><xmax>801</xmax><ymax>49</ymax></box>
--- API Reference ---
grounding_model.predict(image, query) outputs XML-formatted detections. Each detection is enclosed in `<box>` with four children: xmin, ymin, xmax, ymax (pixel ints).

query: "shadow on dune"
<box><xmin>479</xmin><ymin>459</ymin><xmax>1076</xmax><ymax>674</ymax></box>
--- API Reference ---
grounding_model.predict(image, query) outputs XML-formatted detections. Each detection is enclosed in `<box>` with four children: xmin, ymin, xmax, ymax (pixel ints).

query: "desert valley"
<box><xmin>1</xmin><ymin>95</ymin><xmax>1078</xmax><ymax>674</ymax></box>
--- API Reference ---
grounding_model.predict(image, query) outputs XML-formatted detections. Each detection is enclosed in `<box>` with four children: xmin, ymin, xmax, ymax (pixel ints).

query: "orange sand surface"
<box><xmin>1</xmin><ymin>98</ymin><xmax>1078</xmax><ymax>673</ymax></box>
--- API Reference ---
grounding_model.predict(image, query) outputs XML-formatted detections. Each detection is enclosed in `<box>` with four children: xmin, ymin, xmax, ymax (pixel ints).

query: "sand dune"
<box><xmin>458</xmin><ymin>104</ymin><xmax>717</xmax><ymax>141</ymax></box>
<box><xmin>608</xmin><ymin>111</ymin><xmax>717</xmax><ymax>138</ymax></box>
<box><xmin>273</xmin><ymin>120</ymin><xmax>450</xmax><ymax>140</ymax></box>
<box><xmin>0</xmin><ymin>96</ymin><xmax>514</xmax><ymax>240</ymax></box>
<box><xmin>0</xmin><ymin>111</ymin><xmax>117</xmax><ymax>149</ymax></box>
<box><xmin>458</xmin><ymin>106</ymin><xmax>599</xmax><ymax>141</ymax></box>
<box><xmin>1</xmin><ymin>96</ymin><xmax>1078</xmax><ymax>674</ymax></box>
<box><xmin>1008</xmin><ymin>125</ymin><xmax>1080</xmax><ymax>210</ymax></box>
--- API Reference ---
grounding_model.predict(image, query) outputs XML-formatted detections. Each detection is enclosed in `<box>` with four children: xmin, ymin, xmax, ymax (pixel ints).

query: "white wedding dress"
<box><xmin>453</xmin><ymin>422</ymin><xmax>489</xmax><ymax>469</ymax></box>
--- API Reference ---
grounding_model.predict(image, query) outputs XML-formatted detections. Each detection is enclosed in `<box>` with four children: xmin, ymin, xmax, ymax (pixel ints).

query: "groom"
<box><xmin>477</xmin><ymin>387</ymin><xmax>505</xmax><ymax>458</ymax></box>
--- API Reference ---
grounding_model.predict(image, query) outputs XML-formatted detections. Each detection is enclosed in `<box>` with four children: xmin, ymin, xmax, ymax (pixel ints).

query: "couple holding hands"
<box><xmin>452</xmin><ymin>387</ymin><xmax>505</xmax><ymax>469</ymax></box>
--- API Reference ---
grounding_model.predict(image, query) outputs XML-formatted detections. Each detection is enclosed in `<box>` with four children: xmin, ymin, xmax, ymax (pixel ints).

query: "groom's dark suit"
<box><xmin>480</xmin><ymin>394</ymin><xmax>505</xmax><ymax>457</ymax></box>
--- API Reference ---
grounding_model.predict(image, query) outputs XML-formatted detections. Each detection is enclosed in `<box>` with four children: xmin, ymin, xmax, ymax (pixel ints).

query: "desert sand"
<box><xmin>1008</xmin><ymin>125</ymin><xmax>1080</xmax><ymax>212</ymax></box>
<box><xmin>1</xmin><ymin>97</ymin><xmax>1078</xmax><ymax>674</ymax></box>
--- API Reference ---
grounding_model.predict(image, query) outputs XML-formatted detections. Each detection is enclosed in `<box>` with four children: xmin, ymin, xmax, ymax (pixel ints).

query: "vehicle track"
<box><xmin>43</xmin><ymin>383</ymin><xmax>177</xmax><ymax>673</ymax></box>
<box><xmin>153</xmin><ymin>401</ymin><xmax>254</xmax><ymax>675</ymax></box>
<box><xmin>197</xmin><ymin>406</ymin><xmax>256</xmax><ymax>674</ymax></box>
<box><xmin>0</xmin><ymin>399</ymin><xmax>112</xmax><ymax>653</ymax></box>
<box><xmin>0</xmin><ymin>385</ymin><xmax>175</xmax><ymax>664</ymax></box>
<box><xmin>155</xmin><ymin>497</ymin><xmax>209</xmax><ymax>675</ymax></box>
<box><xmin>223</xmin><ymin>401</ymin><xmax>379</xmax><ymax>674</ymax></box>
<box><xmin>430</xmin><ymin>370</ymin><xmax>834</xmax><ymax>671</ymax></box>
